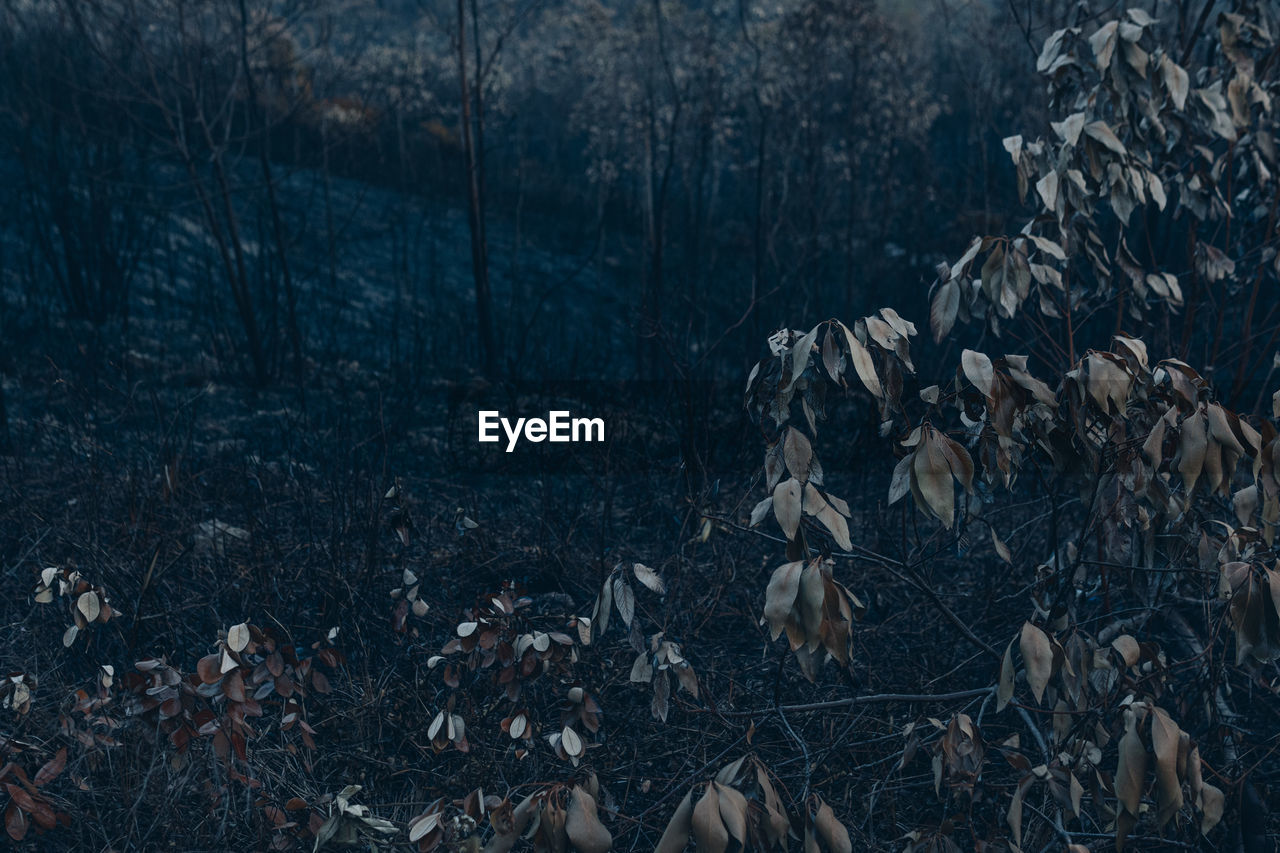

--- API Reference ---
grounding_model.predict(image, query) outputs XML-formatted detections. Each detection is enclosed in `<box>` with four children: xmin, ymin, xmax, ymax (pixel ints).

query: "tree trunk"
<box><xmin>238</xmin><ymin>0</ymin><xmax>304</xmax><ymax>393</ymax></box>
<box><xmin>0</xmin><ymin>376</ymin><xmax>9</xmax><ymax>455</ymax></box>
<box><xmin>457</xmin><ymin>0</ymin><xmax>497</xmax><ymax>379</ymax></box>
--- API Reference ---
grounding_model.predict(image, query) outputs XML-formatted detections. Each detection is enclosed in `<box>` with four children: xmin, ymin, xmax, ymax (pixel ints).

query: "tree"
<box><xmin>744</xmin><ymin>5</ymin><xmax>1280</xmax><ymax>848</ymax></box>
<box><xmin>455</xmin><ymin>0</ymin><xmax>498</xmax><ymax>378</ymax></box>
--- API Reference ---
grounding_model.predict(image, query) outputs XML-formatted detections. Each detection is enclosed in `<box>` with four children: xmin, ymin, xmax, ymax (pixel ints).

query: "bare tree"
<box><xmin>455</xmin><ymin>0</ymin><xmax>498</xmax><ymax>378</ymax></box>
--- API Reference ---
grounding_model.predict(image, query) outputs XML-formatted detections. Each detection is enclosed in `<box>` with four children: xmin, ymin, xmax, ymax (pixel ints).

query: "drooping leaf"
<box><xmin>888</xmin><ymin>454</ymin><xmax>913</xmax><ymax>505</ymax></box>
<box><xmin>813</xmin><ymin>798</ymin><xmax>852</xmax><ymax>853</ymax></box>
<box><xmin>788</xmin><ymin>326</ymin><xmax>820</xmax><ymax>389</ymax></box>
<box><xmin>763</xmin><ymin>562</ymin><xmax>804</xmax><ymax>641</ymax></box>
<box><xmin>1085</xmin><ymin>120</ymin><xmax>1126</xmax><ymax>155</ymax></box>
<box><xmin>1089</xmin><ymin>20</ymin><xmax>1119</xmax><ymax>71</ymax></box>
<box><xmin>565</xmin><ymin>786</ymin><xmax>612</xmax><ymax>853</ymax></box>
<box><xmin>1115</xmin><ymin>710</ymin><xmax>1147</xmax><ymax>817</ymax></box>
<box><xmin>655</xmin><ymin>789</ymin><xmax>694</xmax><ymax>853</ymax></box>
<box><xmin>1161</xmin><ymin>54</ymin><xmax>1189</xmax><ymax>109</ymax></box>
<box><xmin>713</xmin><ymin>783</ymin><xmax>748</xmax><ymax>845</ymax></box>
<box><xmin>783</xmin><ymin>428</ymin><xmax>814</xmax><ymax>482</ymax></box>
<box><xmin>1198</xmin><ymin>782</ymin><xmax>1224</xmax><ymax>835</ymax></box>
<box><xmin>691</xmin><ymin>782</ymin><xmax>728</xmax><ymax>853</ymax></box>
<box><xmin>930</xmin><ymin>279</ymin><xmax>959</xmax><ymax>344</ymax></box>
<box><xmin>1150</xmin><ymin>707</ymin><xmax>1183</xmax><ymax>827</ymax></box>
<box><xmin>997</xmin><ymin>639</ymin><xmax>1015</xmax><ymax>712</ymax></box>
<box><xmin>773</xmin><ymin>478</ymin><xmax>803</xmax><ymax>540</ymax></box>
<box><xmin>842</xmin><ymin>323</ymin><xmax>882</xmax><ymax>399</ymax></box>
<box><xmin>911</xmin><ymin>434</ymin><xmax>954</xmax><ymax>528</ymax></box>
<box><xmin>1019</xmin><ymin>621</ymin><xmax>1053</xmax><ymax>704</ymax></box>
<box><xmin>961</xmin><ymin>350</ymin><xmax>996</xmax><ymax>398</ymax></box>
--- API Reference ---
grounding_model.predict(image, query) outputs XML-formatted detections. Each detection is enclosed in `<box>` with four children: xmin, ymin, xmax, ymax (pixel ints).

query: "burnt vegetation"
<box><xmin>2</xmin><ymin>1</ymin><xmax>1280</xmax><ymax>852</ymax></box>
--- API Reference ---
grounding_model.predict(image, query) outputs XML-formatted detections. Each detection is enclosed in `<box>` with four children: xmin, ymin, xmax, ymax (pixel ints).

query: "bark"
<box><xmin>457</xmin><ymin>0</ymin><xmax>497</xmax><ymax>379</ymax></box>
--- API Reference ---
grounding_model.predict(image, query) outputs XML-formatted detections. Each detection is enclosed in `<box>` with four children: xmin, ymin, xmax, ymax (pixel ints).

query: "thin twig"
<box><xmin>713</xmin><ymin>687</ymin><xmax>994</xmax><ymax>717</ymax></box>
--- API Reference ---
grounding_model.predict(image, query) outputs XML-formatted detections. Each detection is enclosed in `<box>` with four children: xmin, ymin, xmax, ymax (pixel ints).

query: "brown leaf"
<box><xmin>1116</xmin><ymin>709</ymin><xmax>1147</xmax><ymax>817</ymax></box>
<box><xmin>650</xmin><ymin>672</ymin><xmax>670</xmax><ymax>722</ymax></box>
<box><xmin>763</xmin><ymin>562</ymin><xmax>804</xmax><ymax>641</ymax></box>
<box><xmin>632</xmin><ymin>563</ymin><xmax>666</xmax><ymax>595</ymax></box>
<box><xmin>813</xmin><ymin>798</ymin><xmax>852</xmax><ymax>853</ymax></box>
<box><xmin>1177</xmin><ymin>408</ymin><xmax>1209</xmax><ymax>495</ymax></box>
<box><xmin>1161</xmin><ymin>54</ymin><xmax>1189</xmax><ymax>109</ymax></box>
<box><xmin>227</xmin><ymin>623</ymin><xmax>250</xmax><ymax>653</ymax></box>
<box><xmin>1089</xmin><ymin>20</ymin><xmax>1118</xmax><ymax>70</ymax></box>
<box><xmin>654</xmin><ymin>789</ymin><xmax>693</xmax><ymax>853</ymax></box>
<box><xmin>5</xmin><ymin>800</ymin><xmax>28</xmax><ymax>842</ymax></box>
<box><xmin>961</xmin><ymin>350</ymin><xmax>995</xmax><ymax>398</ymax></box>
<box><xmin>784</xmin><ymin>428</ymin><xmax>813</xmax><ymax>482</ymax></box>
<box><xmin>1150</xmin><ymin>707</ymin><xmax>1183</xmax><ymax>826</ymax></box>
<box><xmin>990</xmin><ymin>528</ymin><xmax>1012</xmax><ymax>564</ymax></box>
<box><xmin>773</xmin><ymin>478</ymin><xmax>803</xmax><ymax>540</ymax></box>
<box><xmin>841</xmin><ymin>323</ymin><xmax>882</xmax><ymax>398</ymax></box>
<box><xmin>611</xmin><ymin>575</ymin><xmax>635</xmax><ymax>628</ymax></box>
<box><xmin>565</xmin><ymin>786</ymin><xmax>612</xmax><ymax>853</ymax></box>
<box><xmin>804</xmin><ymin>484</ymin><xmax>851</xmax><ymax>550</ymax></box>
<box><xmin>5</xmin><ymin>784</ymin><xmax>37</xmax><ymax>816</ymax></box>
<box><xmin>1198</xmin><ymin>782</ymin><xmax>1224</xmax><ymax>835</ymax></box>
<box><xmin>1111</xmin><ymin>635</ymin><xmax>1140</xmax><ymax>668</ymax></box>
<box><xmin>714</xmin><ymin>783</ymin><xmax>748</xmax><ymax>844</ymax></box>
<box><xmin>1019</xmin><ymin>622</ymin><xmax>1053</xmax><ymax>704</ymax></box>
<box><xmin>1007</xmin><ymin>776</ymin><xmax>1031</xmax><ymax>850</ymax></box>
<box><xmin>1234</xmin><ymin>484</ymin><xmax>1259</xmax><ymax>527</ymax></box>
<box><xmin>1085</xmin><ymin>120</ymin><xmax>1126</xmax><ymax>155</ymax></box>
<box><xmin>935</xmin><ymin>431</ymin><xmax>974</xmax><ymax>494</ymax></box>
<box><xmin>930</xmin><ymin>280</ymin><xmax>959</xmax><ymax>344</ymax></box>
<box><xmin>757</xmin><ymin>768</ymin><xmax>789</xmax><ymax>845</ymax></box>
<box><xmin>797</xmin><ymin>562</ymin><xmax>825</xmax><ymax>649</ymax></box>
<box><xmin>888</xmin><ymin>454</ymin><xmax>912</xmax><ymax>505</ymax></box>
<box><xmin>749</xmin><ymin>496</ymin><xmax>773</xmax><ymax>527</ymax></box>
<box><xmin>788</xmin><ymin>326</ymin><xmax>820</xmax><ymax>389</ymax></box>
<box><xmin>76</xmin><ymin>591</ymin><xmax>100</xmax><ymax>624</ymax></box>
<box><xmin>223</xmin><ymin>670</ymin><xmax>246</xmax><ymax>703</ymax></box>
<box><xmin>690</xmin><ymin>782</ymin><xmax>728</xmax><ymax>853</ymax></box>
<box><xmin>34</xmin><ymin>748</ymin><xmax>66</xmax><ymax>787</ymax></box>
<box><xmin>997</xmin><ymin>639</ymin><xmax>1015</xmax><ymax>712</ymax></box>
<box><xmin>911</xmin><ymin>433</ymin><xmax>954</xmax><ymax>528</ymax></box>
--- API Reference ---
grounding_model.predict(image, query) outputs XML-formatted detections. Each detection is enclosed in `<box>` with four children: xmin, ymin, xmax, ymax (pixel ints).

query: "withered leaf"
<box><xmin>773</xmin><ymin>478</ymin><xmax>803</xmax><ymax>540</ymax></box>
<box><xmin>1019</xmin><ymin>622</ymin><xmax>1053</xmax><ymax>704</ymax></box>
<box><xmin>763</xmin><ymin>562</ymin><xmax>804</xmax><ymax>641</ymax></box>
<box><xmin>691</xmin><ymin>782</ymin><xmax>728</xmax><ymax>853</ymax></box>
<box><xmin>654</xmin><ymin>788</ymin><xmax>693</xmax><ymax>853</ymax></box>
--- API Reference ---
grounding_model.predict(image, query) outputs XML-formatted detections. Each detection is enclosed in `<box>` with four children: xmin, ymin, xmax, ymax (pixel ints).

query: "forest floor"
<box><xmin>2</xmin><ymin>158</ymin><xmax>1273</xmax><ymax>853</ymax></box>
<box><xmin>0</xmin><ymin>334</ymin><xmax>1043</xmax><ymax>851</ymax></box>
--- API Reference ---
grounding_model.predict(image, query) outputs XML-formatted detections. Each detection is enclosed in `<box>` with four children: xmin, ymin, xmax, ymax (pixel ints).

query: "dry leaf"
<box><xmin>1116</xmin><ymin>709</ymin><xmax>1147</xmax><ymax>817</ymax></box>
<box><xmin>691</xmin><ymin>782</ymin><xmax>728</xmax><ymax>853</ymax></box>
<box><xmin>565</xmin><ymin>786</ymin><xmax>612</xmax><ymax>853</ymax></box>
<box><xmin>76</xmin><ymin>592</ymin><xmax>100</xmax><ymax>623</ymax></box>
<box><xmin>632</xmin><ymin>563</ymin><xmax>666</xmax><ymax>595</ymax></box>
<box><xmin>763</xmin><ymin>562</ymin><xmax>804</xmax><ymax>641</ymax></box>
<box><xmin>1019</xmin><ymin>622</ymin><xmax>1053</xmax><ymax>704</ymax></box>
<box><xmin>813</xmin><ymin>798</ymin><xmax>852</xmax><ymax>853</ymax></box>
<box><xmin>227</xmin><ymin>623</ymin><xmax>250</xmax><ymax>653</ymax></box>
<box><xmin>773</xmin><ymin>478</ymin><xmax>803</xmax><ymax>540</ymax></box>
<box><xmin>961</xmin><ymin>349</ymin><xmax>996</xmax><ymax>398</ymax></box>
<box><xmin>655</xmin><ymin>789</ymin><xmax>694</xmax><ymax>853</ymax></box>
<box><xmin>997</xmin><ymin>639</ymin><xmax>1015</xmax><ymax>712</ymax></box>
<box><xmin>561</xmin><ymin>726</ymin><xmax>583</xmax><ymax>758</ymax></box>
